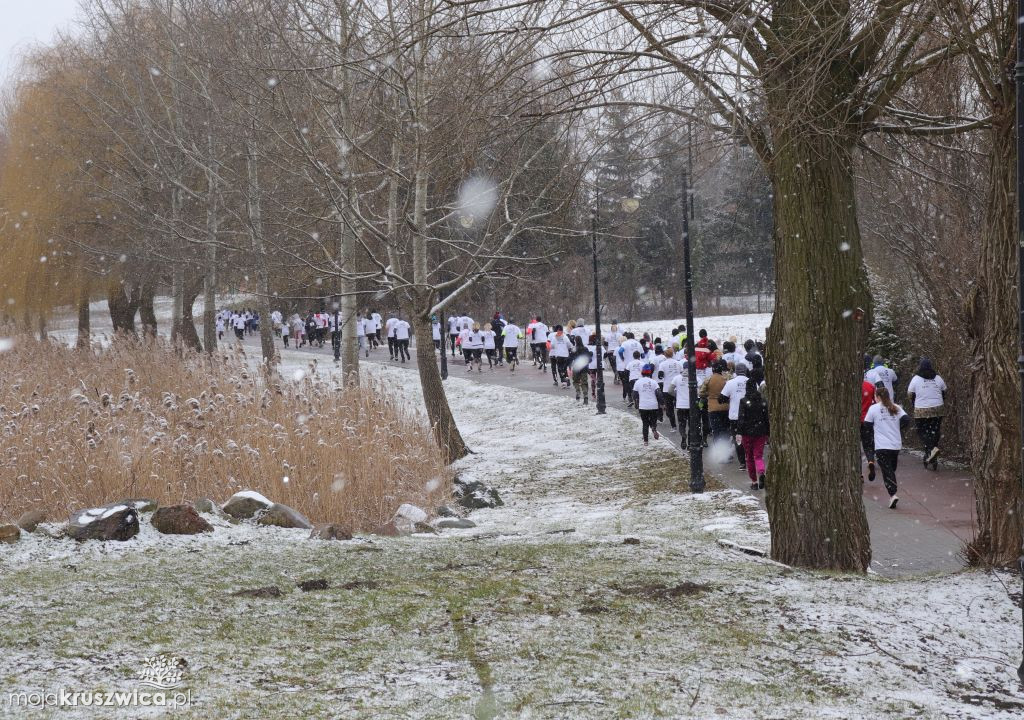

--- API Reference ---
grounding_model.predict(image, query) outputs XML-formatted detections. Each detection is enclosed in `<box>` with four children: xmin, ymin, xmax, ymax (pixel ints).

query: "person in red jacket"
<box><xmin>694</xmin><ymin>329</ymin><xmax>712</xmax><ymax>371</ymax></box>
<box><xmin>861</xmin><ymin>379</ymin><xmax>877</xmax><ymax>482</ymax></box>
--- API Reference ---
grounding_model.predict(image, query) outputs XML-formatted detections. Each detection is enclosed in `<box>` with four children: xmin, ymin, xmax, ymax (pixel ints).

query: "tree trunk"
<box><xmin>180</xmin><ymin>275</ymin><xmax>203</xmax><ymax>352</ymax></box>
<box><xmin>763</xmin><ymin>133</ymin><xmax>873</xmax><ymax>572</ymax></box>
<box><xmin>76</xmin><ymin>279</ymin><xmax>90</xmax><ymax>349</ymax></box>
<box><xmin>412</xmin><ymin>310</ymin><xmax>469</xmax><ymax>463</ymax></box>
<box><xmin>246</xmin><ymin>141</ymin><xmax>276</xmax><ymax>367</ymax></box>
<box><xmin>107</xmin><ymin>281</ymin><xmax>139</xmax><ymax>337</ymax></box>
<box><xmin>171</xmin><ymin>266</ymin><xmax>184</xmax><ymax>345</ymax></box>
<box><xmin>203</xmin><ymin>245</ymin><xmax>217</xmax><ymax>354</ymax></box>
<box><xmin>964</xmin><ymin>97</ymin><xmax>1024</xmax><ymax>566</ymax></box>
<box><xmin>139</xmin><ymin>282</ymin><xmax>158</xmax><ymax>339</ymax></box>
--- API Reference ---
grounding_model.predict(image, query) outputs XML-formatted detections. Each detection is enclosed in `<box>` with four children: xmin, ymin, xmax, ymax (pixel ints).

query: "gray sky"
<box><xmin>1</xmin><ymin>0</ymin><xmax>83</xmax><ymax>85</ymax></box>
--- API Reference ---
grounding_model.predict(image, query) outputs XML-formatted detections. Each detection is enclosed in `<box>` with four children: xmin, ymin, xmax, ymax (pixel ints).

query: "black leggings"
<box><xmin>876</xmin><ymin>449</ymin><xmax>899</xmax><ymax>496</ymax></box>
<box><xmin>860</xmin><ymin>421</ymin><xmax>875</xmax><ymax>463</ymax></box>
<box><xmin>916</xmin><ymin>416</ymin><xmax>942</xmax><ymax>458</ymax></box>
<box><xmin>552</xmin><ymin>356</ymin><xmax>568</xmax><ymax>383</ymax></box>
<box><xmin>449</xmin><ymin>334</ymin><xmax>458</xmax><ymax>355</ymax></box>
<box><xmin>397</xmin><ymin>339</ymin><xmax>410</xmax><ymax>361</ymax></box>
<box><xmin>485</xmin><ymin>348</ymin><xmax>496</xmax><ymax>366</ymax></box>
<box><xmin>639</xmin><ymin>409</ymin><xmax>659</xmax><ymax>441</ymax></box>
<box><xmin>619</xmin><ymin>371</ymin><xmax>630</xmax><ymax>398</ymax></box>
<box><xmin>676</xmin><ymin>408</ymin><xmax>689</xmax><ymax>445</ymax></box>
<box><xmin>504</xmin><ymin>347</ymin><xmax>518</xmax><ymax>363</ymax></box>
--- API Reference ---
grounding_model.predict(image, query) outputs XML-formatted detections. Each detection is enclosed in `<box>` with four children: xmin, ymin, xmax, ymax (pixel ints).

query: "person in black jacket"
<box><xmin>737</xmin><ymin>378</ymin><xmax>770</xmax><ymax>491</ymax></box>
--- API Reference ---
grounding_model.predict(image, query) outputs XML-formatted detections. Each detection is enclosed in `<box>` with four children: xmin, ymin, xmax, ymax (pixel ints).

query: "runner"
<box><xmin>658</xmin><ymin>347</ymin><xmax>683</xmax><ymax>430</ymax></box>
<box><xmin>863</xmin><ymin>386</ymin><xmax>909</xmax><ymax>509</ymax></box>
<box><xmin>861</xmin><ymin>377</ymin><xmax>877</xmax><ymax>481</ymax></box>
<box><xmin>865</xmin><ymin>355</ymin><xmax>898</xmax><ymax>399</ymax></box>
<box><xmin>549</xmin><ymin>325</ymin><xmax>572</xmax><ymax>388</ymax></box>
<box><xmin>907</xmin><ymin>358</ymin><xmax>946</xmax><ymax>470</ymax></box>
<box><xmin>465</xmin><ymin>323</ymin><xmax>485</xmax><ymax>373</ymax></box>
<box><xmin>720</xmin><ymin>362</ymin><xmax>749</xmax><ymax>468</ymax></box>
<box><xmin>329</xmin><ymin>307</ymin><xmax>342</xmax><ymax>361</ymax></box>
<box><xmin>532</xmin><ymin>316</ymin><xmax>549</xmax><ymax>372</ymax></box>
<box><xmin>625</xmin><ymin>349</ymin><xmax>643</xmax><ymax>408</ymax></box>
<box><xmin>386</xmin><ymin>312</ymin><xmax>398</xmax><ymax>360</ymax></box>
<box><xmin>447</xmin><ymin>314</ymin><xmax>459</xmax><ymax>357</ymax></box>
<box><xmin>633</xmin><ymin>363</ymin><xmax>662</xmax><ymax>446</ymax></box>
<box><xmin>502</xmin><ymin>319</ymin><xmax>522</xmax><ymax>371</ymax></box>
<box><xmin>431</xmin><ymin>315</ymin><xmax>442</xmax><ymax>351</ymax></box>
<box><xmin>737</xmin><ymin>378</ymin><xmax>770</xmax><ymax>491</ymax></box>
<box><xmin>393</xmin><ymin>315</ymin><xmax>411</xmax><ymax>362</ymax></box>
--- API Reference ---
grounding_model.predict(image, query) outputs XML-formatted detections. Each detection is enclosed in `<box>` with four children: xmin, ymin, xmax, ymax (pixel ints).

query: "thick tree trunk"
<box><xmin>763</xmin><ymin>134</ymin><xmax>872</xmax><ymax>572</ymax></box>
<box><xmin>76</xmin><ymin>280</ymin><xmax>90</xmax><ymax>349</ymax></box>
<box><xmin>107</xmin><ymin>281</ymin><xmax>139</xmax><ymax>337</ymax></box>
<box><xmin>203</xmin><ymin>245</ymin><xmax>217</xmax><ymax>354</ymax></box>
<box><xmin>180</xmin><ymin>276</ymin><xmax>203</xmax><ymax>352</ymax></box>
<box><xmin>170</xmin><ymin>266</ymin><xmax>184</xmax><ymax>345</ymax></box>
<box><xmin>412</xmin><ymin>311</ymin><xmax>469</xmax><ymax>463</ymax></box>
<box><xmin>139</xmin><ymin>282</ymin><xmax>157</xmax><ymax>339</ymax></box>
<box><xmin>965</xmin><ymin>98</ymin><xmax>1024</xmax><ymax>566</ymax></box>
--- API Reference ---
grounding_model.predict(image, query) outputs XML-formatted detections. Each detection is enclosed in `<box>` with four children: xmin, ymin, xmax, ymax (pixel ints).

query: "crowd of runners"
<box><xmin>223</xmin><ymin>305</ymin><xmax>946</xmax><ymax>506</ymax></box>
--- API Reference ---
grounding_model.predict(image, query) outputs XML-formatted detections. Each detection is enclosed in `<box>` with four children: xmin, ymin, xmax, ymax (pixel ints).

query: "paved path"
<box><xmin>269</xmin><ymin>336</ymin><xmax>975</xmax><ymax>578</ymax></box>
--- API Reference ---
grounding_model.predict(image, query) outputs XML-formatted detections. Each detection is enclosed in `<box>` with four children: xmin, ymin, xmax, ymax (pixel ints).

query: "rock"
<box><xmin>309</xmin><ymin>524</ymin><xmax>352</xmax><ymax>541</ymax></box>
<box><xmin>232</xmin><ymin>586</ymin><xmax>281</xmax><ymax>598</ymax></box>
<box><xmin>66</xmin><ymin>504</ymin><xmax>139</xmax><ymax>542</ymax></box>
<box><xmin>16</xmin><ymin>510</ymin><xmax>47</xmax><ymax>532</ymax></box>
<box><xmin>622</xmin><ymin>537</ymin><xmax>641</xmax><ymax>545</ymax></box>
<box><xmin>434</xmin><ymin>505</ymin><xmax>458</xmax><ymax>518</ymax></box>
<box><xmin>413</xmin><ymin>522</ymin><xmax>438</xmax><ymax>535</ymax></box>
<box><xmin>0</xmin><ymin>524</ymin><xmax>20</xmax><ymax>544</ymax></box>
<box><xmin>150</xmin><ymin>505</ymin><xmax>213</xmax><ymax>535</ymax></box>
<box><xmin>297</xmin><ymin>579</ymin><xmax>329</xmax><ymax>592</ymax></box>
<box><xmin>257</xmin><ymin>503</ymin><xmax>312</xmax><ymax>530</ymax></box>
<box><xmin>453</xmin><ymin>478</ymin><xmax>503</xmax><ymax>510</ymax></box>
<box><xmin>372</xmin><ymin>520</ymin><xmax>410</xmax><ymax>537</ymax></box>
<box><xmin>436</xmin><ymin>518</ymin><xmax>476</xmax><ymax>530</ymax></box>
<box><xmin>116</xmin><ymin>498</ymin><xmax>158</xmax><ymax>514</ymax></box>
<box><xmin>395</xmin><ymin>503</ymin><xmax>428</xmax><ymax>524</ymax></box>
<box><xmin>222</xmin><ymin>490</ymin><xmax>273</xmax><ymax>519</ymax></box>
<box><xmin>194</xmin><ymin>497</ymin><xmax>234</xmax><ymax>522</ymax></box>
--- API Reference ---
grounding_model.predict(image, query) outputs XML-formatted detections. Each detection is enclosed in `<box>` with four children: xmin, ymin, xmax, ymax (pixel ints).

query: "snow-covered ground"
<box><xmin>617</xmin><ymin>313</ymin><xmax>771</xmax><ymax>345</ymax></box>
<box><xmin>2</xmin><ymin>297</ymin><xmax>1022</xmax><ymax>717</ymax></box>
<box><xmin>2</xmin><ymin>324</ymin><xmax>1022</xmax><ymax>718</ymax></box>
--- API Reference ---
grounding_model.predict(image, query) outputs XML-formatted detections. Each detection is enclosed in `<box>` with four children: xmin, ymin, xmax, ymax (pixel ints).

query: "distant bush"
<box><xmin>0</xmin><ymin>334</ymin><xmax>450</xmax><ymax>529</ymax></box>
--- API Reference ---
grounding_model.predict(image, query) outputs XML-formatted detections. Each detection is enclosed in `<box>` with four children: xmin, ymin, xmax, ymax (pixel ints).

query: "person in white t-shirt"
<box><xmin>232</xmin><ymin>313</ymin><xmax>245</xmax><ymax>340</ymax></box>
<box><xmin>431</xmin><ymin>315</ymin><xmax>442</xmax><ymax>350</ymax></box>
<box><xmin>865</xmin><ymin>356</ymin><xmax>898</xmax><ymax>399</ymax></box>
<box><xmin>215</xmin><ymin>316</ymin><xmax>225</xmax><ymax>341</ymax></box>
<box><xmin>481</xmin><ymin>323</ymin><xmax>498</xmax><ymax>369</ymax></box>
<box><xmin>863</xmin><ymin>386</ymin><xmax>909</xmax><ymax>508</ymax></box>
<box><xmin>385</xmin><ymin>313</ymin><xmax>399</xmax><ymax>360</ymax></box>
<box><xmin>548</xmin><ymin>325</ymin><xmax>572</xmax><ymax>387</ymax></box>
<box><xmin>280</xmin><ymin>318</ymin><xmax>290</xmax><ymax>347</ymax></box>
<box><xmin>502</xmin><ymin>321</ymin><xmax>522</xmax><ymax>371</ymax></box>
<box><xmin>658</xmin><ymin>348</ymin><xmax>683</xmax><ymax>431</ymax></box>
<box><xmin>670</xmin><ymin>361</ymin><xmax>695</xmax><ymax>445</ymax></box>
<box><xmin>604</xmin><ymin>323</ymin><xmax>621</xmax><ymax>382</ymax></box>
<box><xmin>570</xmin><ymin>318</ymin><xmax>589</xmax><ymax>344</ymax></box>
<box><xmin>906</xmin><ymin>357</ymin><xmax>947</xmax><ymax>469</ymax></box>
<box><xmin>720</xmin><ymin>363</ymin><xmax>750</xmax><ymax>468</ymax></box>
<box><xmin>625</xmin><ymin>349</ymin><xmax>644</xmax><ymax>407</ymax></box>
<box><xmin>462</xmin><ymin>323</ymin><xmax>485</xmax><ymax>372</ymax></box>
<box><xmin>531</xmin><ymin>316</ymin><xmax>549</xmax><ymax>371</ymax></box>
<box><xmin>393</xmin><ymin>316</ymin><xmax>411</xmax><ymax>362</ymax></box>
<box><xmin>632</xmin><ymin>364</ymin><xmax>663</xmax><ymax>445</ymax></box>
<box><xmin>371</xmin><ymin>311</ymin><xmax>383</xmax><ymax>345</ymax></box>
<box><xmin>447</xmin><ymin>315</ymin><xmax>460</xmax><ymax>357</ymax></box>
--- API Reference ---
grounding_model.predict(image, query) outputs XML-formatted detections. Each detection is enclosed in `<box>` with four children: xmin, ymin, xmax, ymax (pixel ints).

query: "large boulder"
<box><xmin>194</xmin><ymin>497</ymin><xmax>233</xmax><ymax>522</ymax></box>
<box><xmin>309</xmin><ymin>524</ymin><xmax>352</xmax><ymax>541</ymax></box>
<box><xmin>453</xmin><ymin>478</ymin><xmax>503</xmax><ymax>510</ymax></box>
<box><xmin>0</xmin><ymin>524</ymin><xmax>20</xmax><ymax>544</ymax></box>
<box><xmin>372</xmin><ymin>520</ymin><xmax>410</xmax><ymax>537</ymax></box>
<box><xmin>222</xmin><ymin>491</ymin><xmax>272</xmax><ymax>520</ymax></box>
<box><xmin>151</xmin><ymin>505</ymin><xmax>213</xmax><ymax>535</ymax></box>
<box><xmin>66</xmin><ymin>504</ymin><xmax>139</xmax><ymax>542</ymax></box>
<box><xmin>257</xmin><ymin>503</ymin><xmax>312</xmax><ymax>530</ymax></box>
<box><xmin>395</xmin><ymin>504</ymin><xmax>428</xmax><ymax>524</ymax></box>
<box><xmin>16</xmin><ymin>510</ymin><xmax>47</xmax><ymax>532</ymax></box>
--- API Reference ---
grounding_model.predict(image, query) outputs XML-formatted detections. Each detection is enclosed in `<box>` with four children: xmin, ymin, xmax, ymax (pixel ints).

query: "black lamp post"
<box><xmin>682</xmin><ymin>167</ymin><xmax>705</xmax><ymax>493</ymax></box>
<box><xmin>592</xmin><ymin>203</ymin><xmax>607</xmax><ymax>414</ymax></box>
<box><xmin>1015</xmin><ymin>2</ymin><xmax>1024</xmax><ymax>684</ymax></box>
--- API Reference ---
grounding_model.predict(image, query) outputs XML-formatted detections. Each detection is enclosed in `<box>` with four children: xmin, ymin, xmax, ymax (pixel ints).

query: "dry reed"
<box><xmin>0</xmin><ymin>334</ymin><xmax>451</xmax><ymax>529</ymax></box>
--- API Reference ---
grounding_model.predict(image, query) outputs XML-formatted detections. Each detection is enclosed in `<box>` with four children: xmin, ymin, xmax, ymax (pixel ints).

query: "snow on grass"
<box><xmin>3</xmin><ymin>316</ymin><xmax>1022</xmax><ymax>718</ymax></box>
<box><xmin>617</xmin><ymin>313</ymin><xmax>771</xmax><ymax>344</ymax></box>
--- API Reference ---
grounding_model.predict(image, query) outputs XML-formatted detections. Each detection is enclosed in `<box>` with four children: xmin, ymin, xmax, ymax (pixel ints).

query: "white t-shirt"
<box><xmin>532</xmin><ymin>322</ymin><xmax>548</xmax><ymax>344</ymax></box>
<box><xmin>549</xmin><ymin>334</ymin><xmax>571</xmax><ymax>358</ymax></box>
<box><xmin>393</xmin><ymin>320</ymin><xmax>411</xmax><ymax>340</ymax></box>
<box><xmin>586</xmin><ymin>344</ymin><xmax>598</xmax><ymax>370</ymax></box>
<box><xmin>620</xmin><ymin>339</ymin><xmax>642</xmax><ymax>362</ymax></box>
<box><xmin>371</xmin><ymin>313</ymin><xmax>382</xmax><ymax>330</ymax></box>
<box><xmin>502</xmin><ymin>324</ymin><xmax>521</xmax><ymax>347</ymax></box>
<box><xmin>627</xmin><ymin>358</ymin><xmax>643</xmax><ymax>381</ymax></box>
<box><xmin>281</xmin><ymin>322</ymin><xmax>289</xmax><ymax>336</ymax></box>
<box><xmin>448</xmin><ymin>317</ymin><xmax>459</xmax><ymax>334</ymax></box>
<box><xmin>721</xmin><ymin>375</ymin><xmax>749</xmax><ymax>421</ymax></box>
<box><xmin>604</xmin><ymin>330</ymin><xmax>621</xmax><ymax>350</ymax></box>
<box><xmin>482</xmin><ymin>330</ymin><xmax>496</xmax><ymax>349</ymax></box>
<box><xmin>633</xmin><ymin>377</ymin><xmax>661</xmax><ymax>410</ymax></box>
<box><xmin>458</xmin><ymin>328</ymin><xmax>471</xmax><ymax>348</ymax></box>
<box><xmin>386</xmin><ymin>317</ymin><xmax>398</xmax><ymax>338</ymax></box>
<box><xmin>659</xmin><ymin>358</ymin><xmax>683</xmax><ymax>391</ymax></box>
<box><xmin>216</xmin><ymin>319</ymin><xmax>225</xmax><ymax>332</ymax></box>
<box><xmin>907</xmin><ymin>374</ymin><xmax>946</xmax><ymax>409</ymax></box>
<box><xmin>233</xmin><ymin>315</ymin><xmax>245</xmax><ymax>329</ymax></box>
<box><xmin>864</xmin><ymin>402</ymin><xmax>907</xmax><ymax>451</ymax></box>
<box><xmin>463</xmin><ymin>331</ymin><xmax>484</xmax><ymax>349</ymax></box>
<box><xmin>459</xmin><ymin>316</ymin><xmax>473</xmax><ymax>332</ymax></box>
<box><xmin>670</xmin><ymin>373</ymin><xmax>692</xmax><ymax>409</ymax></box>
<box><xmin>432</xmin><ymin>322</ymin><xmax>441</xmax><ymax>341</ymax></box>
<box><xmin>570</xmin><ymin>326</ymin><xmax>589</xmax><ymax>342</ymax></box>
<box><xmin>328</xmin><ymin>312</ymin><xmax>342</xmax><ymax>332</ymax></box>
<box><xmin>866</xmin><ymin>366</ymin><xmax>898</xmax><ymax>397</ymax></box>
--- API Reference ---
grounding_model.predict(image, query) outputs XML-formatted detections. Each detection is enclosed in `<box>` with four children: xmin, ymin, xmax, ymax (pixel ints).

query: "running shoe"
<box><xmin>888</xmin><ymin>496</ymin><xmax>899</xmax><ymax>509</ymax></box>
<box><xmin>867</xmin><ymin>461</ymin><xmax>876</xmax><ymax>482</ymax></box>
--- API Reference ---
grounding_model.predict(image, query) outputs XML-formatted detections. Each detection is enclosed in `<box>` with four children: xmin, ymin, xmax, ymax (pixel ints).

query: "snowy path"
<box><xmin>271</xmin><ymin>334</ymin><xmax>974</xmax><ymax>578</ymax></box>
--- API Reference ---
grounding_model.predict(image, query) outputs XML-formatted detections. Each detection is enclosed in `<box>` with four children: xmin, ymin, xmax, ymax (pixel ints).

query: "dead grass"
<box><xmin>0</xmin><ymin>333</ymin><xmax>450</xmax><ymax>528</ymax></box>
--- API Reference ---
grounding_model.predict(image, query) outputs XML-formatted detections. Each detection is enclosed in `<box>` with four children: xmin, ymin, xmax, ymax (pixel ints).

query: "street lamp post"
<box><xmin>592</xmin><ymin>205</ymin><xmax>607</xmax><ymax>414</ymax></box>
<box><xmin>1014</xmin><ymin>2</ymin><xmax>1024</xmax><ymax>684</ymax></box>
<box><xmin>682</xmin><ymin>168</ymin><xmax>705</xmax><ymax>493</ymax></box>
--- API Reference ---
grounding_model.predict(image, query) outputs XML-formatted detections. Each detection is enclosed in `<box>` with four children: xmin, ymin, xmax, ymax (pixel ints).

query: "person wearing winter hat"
<box><xmin>720</xmin><ymin>362</ymin><xmax>750</xmax><ymax>468</ymax></box>
<box><xmin>701</xmin><ymin>359</ymin><xmax>731</xmax><ymax>447</ymax></box>
<box><xmin>865</xmin><ymin>355</ymin><xmax>897</xmax><ymax>399</ymax></box>
<box><xmin>737</xmin><ymin>378</ymin><xmax>770</xmax><ymax>490</ymax></box>
<box><xmin>907</xmin><ymin>357</ymin><xmax>947</xmax><ymax>470</ymax></box>
<box><xmin>633</xmin><ymin>363</ymin><xmax>663</xmax><ymax>445</ymax></box>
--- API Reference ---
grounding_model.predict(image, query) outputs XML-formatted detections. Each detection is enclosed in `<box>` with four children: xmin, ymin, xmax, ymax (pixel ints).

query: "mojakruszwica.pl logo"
<box><xmin>5</xmin><ymin>654</ymin><xmax>192</xmax><ymax>709</ymax></box>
